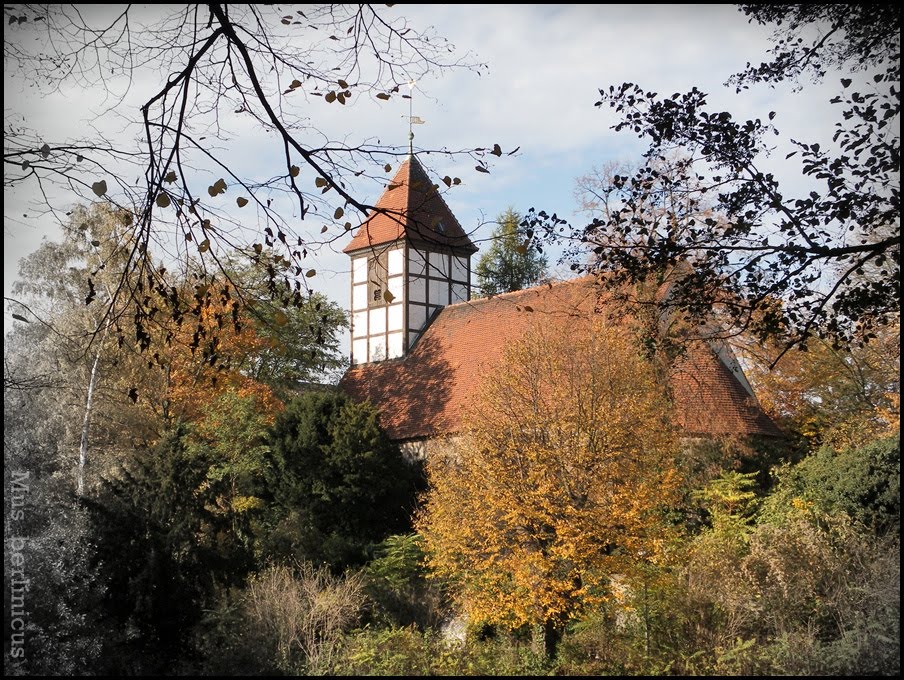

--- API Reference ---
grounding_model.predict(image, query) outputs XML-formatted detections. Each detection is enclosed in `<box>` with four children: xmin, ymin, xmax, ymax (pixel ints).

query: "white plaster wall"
<box><xmin>409</xmin><ymin>276</ymin><xmax>426</xmax><ymax>303</ymax></box>
<box><xmin>429</xmin><ymin>251</ymin><xmax>449</xmax><ymax>277</ymax></box>
<box><xmin>388</xmin><ymin>247</ymin><xmax>404</xmax><ymax>276</ymax></box>
<box><xmin>451</xmin><ymin>282</ymin><xmax>468</xmax><ymax>303</ymax></box>
<box><xmin>387</xmin><ymin>332</ymin><xmax>404</xmax><ymax>359</ymax></box>
<box><xmin>429</xmin><ymin>280</ymin><xmax>450</xmax><ymax>306</ymax></box>
<box><xmin>352</xmin><ymin>256</ymin><xmax>367</xmax><ymax>284</ymax></box>
<box><xmin>408</xmin><ymin>304</ymin><xmax>427</xmax><ymax>331</ymax></box>
<box><xmin>387</xmin><ymin>274</ymin><xmax>404</xmax><ymax>302</ymax></box>
<box><xmin>388</xmin><ymin>303</ymin><xmax>404</xmax><ymax>331</ymax></box>
<box><xmin>352</xmin><ymin>338</ymin><xmax>367</xmax><ymax>364</ymax></box>
<box><xmin>352</xmin><ymin>283</ymin><xmax>367</xmax><ymax>310</ymax></box>
<box><xmin>452</xmin><ymin>256</ymin><xmax>468</xmax><ymax>282</ymax></box>
<box><xmin>369</xmin><ymin>338</ymin><xmax>386</xmax><ymax>362</ymax></box>
<box><xmin>352</xmin><ymin>310</ymin><xmax>367</xmax><ymax>337</ymax></box>
<box><xmin>409</xmin><ymin>248</ymin><xmax>427</xmax><ymax>276</ymax></box>
<box><xmin>370</xmin><ymin>307</ymin><xmax>386</xmax><ymax>334</ymax></box>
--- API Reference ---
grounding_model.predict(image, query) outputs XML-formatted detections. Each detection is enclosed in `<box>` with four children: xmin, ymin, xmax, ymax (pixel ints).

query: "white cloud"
<box><xmin>4</xmin><ymin>5</ymin><xmax>879</xmax><ymax>360</ymax></box>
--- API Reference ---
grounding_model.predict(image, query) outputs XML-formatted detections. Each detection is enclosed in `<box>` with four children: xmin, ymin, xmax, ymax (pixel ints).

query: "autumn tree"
<box><xmin>157</xmin><ymin>277</ymin><xmax>284</xmax><ymax>424</ymax></box>
<box><xmin>6</xmin><ymin>203</ymin><xmax>348</xmax><ymax>496</ymax></box>
<box><xmin>114</xmin><ymin>247</ymin><xmax>349</xmax><ymax>425</ymax></box>
<box><xmin>473</xmin><ymin>208</ymin><xmax>548</xmax><ymax>297</ymax></box>
<box><xmin>416</xmin><ymin>316</ymin><xmax>681</xmax><ymax>658</ymax></box>
<box><xmin>736</xmin><ymin>321</ymin><xmax>900</xmax><ymax>449</ymax></box>
<box><xmin>528</xmin><ymin>5</ymin><xmax>900</xmax><ymax>357</ymax></box>
<box><xmin>4</xmin><ymin>4</ymin><xmax>498</xmax><ymax>364</ymax></box>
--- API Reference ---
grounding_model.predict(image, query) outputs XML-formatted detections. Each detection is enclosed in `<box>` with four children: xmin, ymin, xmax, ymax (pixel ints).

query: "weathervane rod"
<box><xmin>404</xmin><ymin>79</ymin><xmax>425</xmax><ymax>155</ymax></box>
<box><xmin>408</xmin><ymin>79</ymin><xmax>415</xmax><ymax>155</ymax></box>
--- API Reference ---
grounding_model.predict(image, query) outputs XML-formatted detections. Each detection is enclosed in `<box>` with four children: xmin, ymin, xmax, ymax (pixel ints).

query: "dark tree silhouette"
<box><xmin>528</xmin><ymin>4</ymin><xmax>900</xmax><ymax>362</ymax></box>
<box><xmin>4</xmin><ymin>4</ymin><xmax>497</xmax><ymax>361</ymax></box>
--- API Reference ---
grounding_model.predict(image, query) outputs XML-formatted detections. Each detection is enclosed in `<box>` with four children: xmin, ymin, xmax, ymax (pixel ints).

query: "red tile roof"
<box><xmin>340</xmin><ymin>277</ymin><xmax>783</xmax><ymax>441</ymax></box>
<box><xmin>343</xmin><ymin>156</ymin><xmax>477</xmax><ymax>254</ymax></box>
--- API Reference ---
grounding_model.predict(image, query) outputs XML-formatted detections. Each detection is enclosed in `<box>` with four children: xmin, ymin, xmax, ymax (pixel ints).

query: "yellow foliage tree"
<box><xmin>416</xmin><ymin>316</ymin><xmax>682</xmax><ymax>655</ymax></box>
<box><xmin>736</xmin><ymin>321</ymin><xmax>900</xmax><ymax>450</ymax></box>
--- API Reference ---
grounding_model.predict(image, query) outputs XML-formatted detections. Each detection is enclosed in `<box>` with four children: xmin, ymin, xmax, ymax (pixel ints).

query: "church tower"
<box><xmin>343</xmin><ymin>155</ymin><xmax>477</xmax><ymax>365</ymax></box>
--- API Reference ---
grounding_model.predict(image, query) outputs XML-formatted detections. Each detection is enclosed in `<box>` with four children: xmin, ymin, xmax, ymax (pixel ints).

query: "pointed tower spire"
<box><xmin>345</xmin><ymin>156</ymin><xmax>477</xmax><ymax>365</ymax></box>
<box><xmin>343</xmin><ymin>156</ymin><xmax>476</xmax><ymax>254</ymax></box>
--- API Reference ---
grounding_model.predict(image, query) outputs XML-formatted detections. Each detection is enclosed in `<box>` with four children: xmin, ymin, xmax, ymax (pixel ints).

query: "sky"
<box><xmin>3</xmin><ymin>4</ymin><xmax>859</xmax><ymax>358</ymax></box>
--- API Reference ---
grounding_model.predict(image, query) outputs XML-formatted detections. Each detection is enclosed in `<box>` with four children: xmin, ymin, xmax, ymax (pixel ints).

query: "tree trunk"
<box><xmin>543</xmin><ymin>618</ymin><xmax>561</xmax><ymax>660</ymax></box>
<box><xmin>77</xmin><ymin>350</ymin><xmax>101</xmax><ymax>496</ymax></box>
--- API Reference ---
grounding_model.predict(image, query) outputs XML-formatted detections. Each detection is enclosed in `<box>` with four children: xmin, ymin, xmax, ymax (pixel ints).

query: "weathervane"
<box><xmin>406</xmin><ymin>79</ymin><xmax>425</xmax><ymax>154</ymax></box>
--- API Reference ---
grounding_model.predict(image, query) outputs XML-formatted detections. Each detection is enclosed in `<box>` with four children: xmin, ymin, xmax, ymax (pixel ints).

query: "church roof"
<box><xmin>340</xmin><ymin>276</ymin><xmax>783</xmax><ymax>441</ymax></box>
<box><xmin>343</xmin><ymin>155</ymin><xmax>477</xmax><ymax>254</ymax></box>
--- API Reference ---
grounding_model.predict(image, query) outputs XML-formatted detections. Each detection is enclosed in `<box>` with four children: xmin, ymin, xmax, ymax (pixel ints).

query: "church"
<box><xmin>339</xmin><ymin>154</ymin><xmax>782</xmax><ymax>454</ymax></box>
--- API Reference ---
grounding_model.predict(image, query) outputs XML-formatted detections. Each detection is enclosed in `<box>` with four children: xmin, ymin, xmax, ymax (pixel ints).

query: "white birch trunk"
<box><xmin>77</xmin><ymin>350</ymin><xmax>101</xmax><ymax>496</ymax></box>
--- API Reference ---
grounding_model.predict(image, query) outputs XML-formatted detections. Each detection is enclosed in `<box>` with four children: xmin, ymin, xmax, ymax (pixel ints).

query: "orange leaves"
<box><xmin>735</xmin><ymin>321</ymin><xmax>900</xmax><ymax>449</ymax></box>
<box><xmin>417</xmin><ymin>316</ymin><xmax>681</xmax><ymax>631</ymax></box>
<box><xmin>160</xmin><ymin>284</ymin><xmax>283</xmax><ymax>422</ymax></box>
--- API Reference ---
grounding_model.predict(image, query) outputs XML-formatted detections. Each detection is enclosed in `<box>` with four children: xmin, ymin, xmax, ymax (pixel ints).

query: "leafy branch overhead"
<box><xmin>528</xmin><ymin>5</ymin><xmax>900</xmax><ymax>359</ymax></box>
<box><xmin>4</xmin><ymin>4</ymin><xmax>497</xmax><ymax>361</ymax></box>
